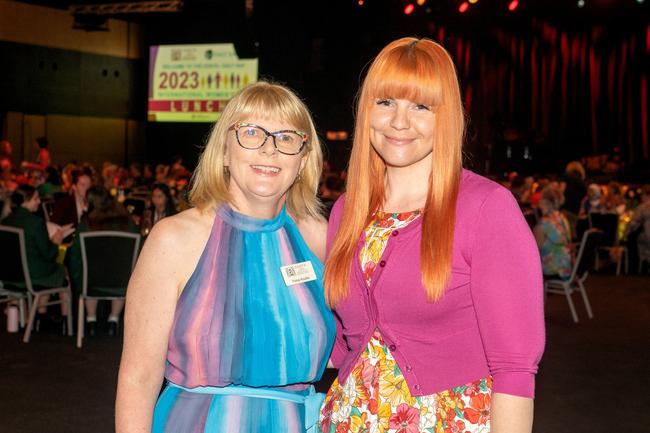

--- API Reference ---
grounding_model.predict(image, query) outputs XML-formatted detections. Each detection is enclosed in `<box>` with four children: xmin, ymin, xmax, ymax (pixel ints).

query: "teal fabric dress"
<box><xmin>152</xmin><ymin>205</ymin><xmax>335</xmax><ymax>433</ymax></box>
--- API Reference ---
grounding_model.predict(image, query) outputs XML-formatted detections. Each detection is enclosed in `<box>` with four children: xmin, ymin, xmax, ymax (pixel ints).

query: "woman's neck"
<box><xmin>382</xmin><ymin>165</ymin><xmax>430</xmax><ymax>213</ymax></box>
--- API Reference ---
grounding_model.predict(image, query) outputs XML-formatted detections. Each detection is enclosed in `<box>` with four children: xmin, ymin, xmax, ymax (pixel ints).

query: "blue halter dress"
<box><xmin>152</xmin><ymin>205</ymin><xmax>335</xmax><ymax>433</ymax></box>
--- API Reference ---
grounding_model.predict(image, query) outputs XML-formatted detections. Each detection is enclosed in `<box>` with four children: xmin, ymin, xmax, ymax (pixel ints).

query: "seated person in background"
<box><xmin>530</xmin><ymin>178</ymin><xmax>550</xmax><ymax>209</ymax></box>
<box><xmin>51</xmin><ymin>168</ymin><xmax>92</xmax><ymax>228</ymax></box>
<box><xmin>67</xmin><ymin>186</ymin><xmax>138</xmax><ymax>336</ymax></box>
<box><xmin>579</xmin><ymin>183</ymin><xmax>604</xmax><ymax>218</ymax></box>
<box><xmin>149</xmin><ymin>183</ymin><xmax>177</xmax><ymax>225</ymax></box>
<box><xmin>603</xmin><ymin>181</ymin><xmax>626</xmax><ymax>215</ymax></box>
<box><xmin>142</xmin><ymin>164</ymin><xmax>154</xmax><ymax>187</ymax></box>
<box><xmin>169</xmin><ymin>154</ymin><xmax>191</xmax><ymax>179</ymax></box>
<box><xmin>534</xmin><ymin>186</ymin><xmax>573</xmax><ymax>279</ymax></box>
<box><xmin>1</xmin><ymin>184</ymin><xmax>72</xmax><ymax>331</ymax></box>
<box><xmin>154</xmin><ymin>164</ymin><xmax>169</xmax><ymax>184</ymax></box>
<box><xmin>625</xmin><ymin>185</ymin><xmax>650</xmax><ymax>268</ymax></box>
<box><xmin>0</xmin><ymin>140</ymin><xmax>13</xmax><ymax>172</ymax></box>
<box><xmin>128</xmin><ymin>163</ymin><xmax>144</xmax><ymax>188</ymax></box>
<box><xmin>1</xmin><ymin>140</ymin><xmax>16</xmax><ymax>215</ymax></box>
<box><xmin>37</xmin><ymin>166</ymin><xmax>64</xmax><ymax>200</ymax></box>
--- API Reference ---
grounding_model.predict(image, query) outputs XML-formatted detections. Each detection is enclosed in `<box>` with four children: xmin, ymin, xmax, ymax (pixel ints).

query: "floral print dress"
<box><xmin>320</xmin><ymin>211</ymin><xmax>492</xmax><ymax>433</ymax></box>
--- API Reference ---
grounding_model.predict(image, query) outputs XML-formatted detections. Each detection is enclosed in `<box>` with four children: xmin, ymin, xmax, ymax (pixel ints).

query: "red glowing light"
<box><xmin>404</xmin><ymin>3</ymin><xmax>415</xmax><ymax>14</ymax></box>
<box><xmin>459</xmin><ymin>1</ymin><xmax>469</xmax><ymax>12</ymax></box>
<box><xmin>358</xmin><ymin>0</ymin><xmax>364</xmax><ymax>5</ymax></box>
<box><xmin>508</xmin><ymin>0</ymin><xmax>519</xmax><ymax>11</ymax></box>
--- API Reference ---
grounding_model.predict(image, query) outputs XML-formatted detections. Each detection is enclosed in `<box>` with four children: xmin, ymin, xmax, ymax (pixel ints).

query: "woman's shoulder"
<box><xmin>16</xmin><ymin>208</ymin><xmax>44</xmax><ymax>226</ymax></box>
<box><xmin>294</xmin><ymin>213</ymin><xmax>328</xmax><ymax>262</ymax></box>
<box><xmin>458</xmin><ymin>169</ymin><xmax>518</xmax><ymax>215</ymax></box>
<box><xmin>150</xmin><ymin>207</ymin><xmax>213</xmax><ymax>245</ymax></box>
<box><xmin>152</xmin><ymin>208</ymin><xmax>214</xmax><ymax>237</ymax></box>
<box><xmin>459</xmin><ymin>169</ymin><xmax>510</xmax><ymax>198</ymax></box>
<box><xmin>294</xmin><ymin>213</ymin><xmax>327</xmax><ymax>241</ymax></box>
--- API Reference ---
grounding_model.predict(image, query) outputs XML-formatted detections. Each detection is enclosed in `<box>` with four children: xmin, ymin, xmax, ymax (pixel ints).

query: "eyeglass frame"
<box><xmin>229</xmin><ymin>122</ymin><xmax>309</xmax><ymax>156</ymax></box>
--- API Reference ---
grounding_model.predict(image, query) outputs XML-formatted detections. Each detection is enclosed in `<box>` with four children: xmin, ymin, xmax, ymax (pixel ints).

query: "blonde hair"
<box><xmin>189</xmin><ymin>81</ymin><xmax>323</xmax><ymax>220</ymax></box>
<box><xmin>324</xmin><ymin>37</ymin><xmax>464</xmax><ymax>306</ymax></box>
<box><xmin>540</xmin><ymin>186</ymin><xmax>564</xmax><ymax>212</ymax></box>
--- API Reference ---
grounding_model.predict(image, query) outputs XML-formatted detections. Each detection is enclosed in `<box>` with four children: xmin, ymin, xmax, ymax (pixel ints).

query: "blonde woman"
<box><xmin>116</xmin><ymin>82</ymin><xmax>334</xmax><ymax>433</ymax></box>
<box><xmin>320</xmin><ymin>38</ymin><xmax>545</xmax><ymax>433</ymax></box>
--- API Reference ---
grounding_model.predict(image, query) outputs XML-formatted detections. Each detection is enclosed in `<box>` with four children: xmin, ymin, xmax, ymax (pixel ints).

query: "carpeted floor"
<box><xmin>1</xmin><ymin>272</ymin><xmax>648</xmax><ymax>433</ymax></box>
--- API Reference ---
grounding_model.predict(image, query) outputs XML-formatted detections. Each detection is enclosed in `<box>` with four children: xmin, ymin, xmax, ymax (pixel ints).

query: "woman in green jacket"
<box><xmin>1</xmin><ymin>184</ymin><xmax>72</xmax><ymax>330</ymax></box>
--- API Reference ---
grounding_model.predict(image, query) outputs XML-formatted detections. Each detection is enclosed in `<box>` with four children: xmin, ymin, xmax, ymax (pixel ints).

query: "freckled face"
<box><xmin>369</xmin><ymin>98</ymin><xmax>435</xmax><ymax>171</ymax></box>
<box><xmin>224</xmin><ymin>117</ymin><xmax>307</xmax><ymax>214</ymax></box>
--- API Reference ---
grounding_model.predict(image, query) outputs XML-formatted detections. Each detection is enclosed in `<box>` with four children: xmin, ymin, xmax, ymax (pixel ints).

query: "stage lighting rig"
<box><xmin>70</xmin><ymin>1</ymin><xmax>183</xmax><ymax>16</ymax></box>
<box><xmin>70</xmin><ymin>1</ymin><xmax>182</xmax><ymax>31</ymax></box>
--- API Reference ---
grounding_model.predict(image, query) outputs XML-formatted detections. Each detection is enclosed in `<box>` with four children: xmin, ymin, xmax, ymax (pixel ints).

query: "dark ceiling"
<box><xmin>14</xmin><ymin>0</ymin><xmax>650</xmax><ymax>27</ymax></box>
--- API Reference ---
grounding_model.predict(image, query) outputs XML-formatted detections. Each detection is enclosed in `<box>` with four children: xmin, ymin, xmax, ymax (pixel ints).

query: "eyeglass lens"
<box><xmin>237</xmin><ymin>125</ymin><xmax>303</xmax><ymax>154</ymax></box>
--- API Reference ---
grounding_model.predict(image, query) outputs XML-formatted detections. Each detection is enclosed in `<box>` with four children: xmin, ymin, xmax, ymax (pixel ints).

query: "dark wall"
<box><xmin>0</xmin><ymin>40</ymin><xmax>142</xmax><ymax>119</ymax></box>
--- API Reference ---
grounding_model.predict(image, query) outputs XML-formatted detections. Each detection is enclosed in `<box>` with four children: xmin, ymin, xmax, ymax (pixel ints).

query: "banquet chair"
<box><xmin>0</xmin><ymin>225</ymin><xmax>73</xmax><ymax>342</ymax></box>
<box><xmin>639</xmin><ymin>248</ymin><xmax>650</xmax><ymax>273</ymax></box>
<box><xmin>588</xmin><ymin>211</ymin><xmax>628</xmax><ymax>275</ymax></box>
<box><xmin>41</xmin><ymin>200</ymin><xmax>55</xmax><ymax>223</ymax></box>
<box><xmin>77</xmin><ymin>231</ymin><xmax>141</xmax><ymax>348</ymax></box>
<box><xmin>544</xmin><ymin>228</ymin><xmax>603</xmax><ymax>323</ymax></box>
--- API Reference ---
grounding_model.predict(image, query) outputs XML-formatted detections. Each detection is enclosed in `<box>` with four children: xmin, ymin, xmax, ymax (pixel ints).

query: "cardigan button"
<box><xmin>405</xmin><ymin>365</ymin><xmax>413</xmax><ymax>372</ymax></box>
<box><xmin>388</xmin><ymin>344</ymin><xmax>396</xmax><ymax>351</ymax></box>
<box><xmin>392</xmin><ymin>230</ymin><xmax>399</xmax><ymax>236</ymax></box>
<box><xmin>414</xmin><ymin>384</ymin><xmax>421</xmax><ymax>391</ymax></box>
<box><xmin>379</xmin><ymin>260</ymin><xmax>386</xmax><ymax>267</ymax></box>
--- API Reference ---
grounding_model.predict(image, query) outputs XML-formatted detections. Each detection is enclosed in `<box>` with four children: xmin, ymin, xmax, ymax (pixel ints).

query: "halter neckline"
<box><xmin>217</xmin><ymin>204</ymin><xmax>288</xmax><ymax>233</ymax></box>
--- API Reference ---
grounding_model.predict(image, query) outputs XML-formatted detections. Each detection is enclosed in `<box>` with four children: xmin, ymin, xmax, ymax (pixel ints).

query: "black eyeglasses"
<box><xmin>230</xmin><ymin>122</ymin><xmax>308</xmax><ymax>155</ymax></box>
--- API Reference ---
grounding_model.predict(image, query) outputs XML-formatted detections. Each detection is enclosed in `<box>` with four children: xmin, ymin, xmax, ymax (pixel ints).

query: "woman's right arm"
<box><xmin>115</xmin><ymin>217</ymin><xmax>187</xmax><ymax>433</ymax></box>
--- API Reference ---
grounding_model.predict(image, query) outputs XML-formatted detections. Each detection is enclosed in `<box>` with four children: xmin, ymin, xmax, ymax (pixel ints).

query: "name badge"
<box><xmin>280</xmin><ymin>261</ymin><xmax>317</xmax><ymax>286</ymax></box>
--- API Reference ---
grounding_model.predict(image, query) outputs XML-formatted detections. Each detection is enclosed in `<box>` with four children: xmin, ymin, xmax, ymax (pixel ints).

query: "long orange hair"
<box><xmin>324</xmin><ymin>37</ymin><xmax>464</xmax><ymax>306</ymax></box>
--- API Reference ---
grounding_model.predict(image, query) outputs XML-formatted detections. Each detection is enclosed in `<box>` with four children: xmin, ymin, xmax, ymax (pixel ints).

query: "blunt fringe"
<box><xmin>324</xmin><ymin>37</ymin><xmax>464</xmax><ymax>306</ymax></box>
<box><xmin>189</xmin><ymin>81</ymin><xmax>323</xmax><ymax>220</ymax></box>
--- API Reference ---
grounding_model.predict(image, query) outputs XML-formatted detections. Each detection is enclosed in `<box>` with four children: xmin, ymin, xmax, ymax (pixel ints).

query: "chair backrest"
<box><xmin>572</xmin><ymin>228</ymin><xmax>603</xmax><ymax>280</ymax></box>
<box><xmin>80</xmin><ymin>231</ymin><xmax>141</xmax><ymax>298</ymax></box>
<box><xmin>0</xmin><ymin>225</ymin><xmax>33</xmax><ymax>293</ymax></box>
<box><xmin>41</xmin><ymin>200</ymin><xmax>55</xmax><ymax>222</ymax></box>
<box><xmin>588</xmin><ymin>211</ymin><xmax>619</xmax><ymax>246</ymax></box>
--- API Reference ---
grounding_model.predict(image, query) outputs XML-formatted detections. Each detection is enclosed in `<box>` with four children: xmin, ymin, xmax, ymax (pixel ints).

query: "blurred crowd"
<box><xmin>0</xmin><ymin>138</ymin><xmax>191</xmax><ymax>336</ymax></box>
<box><xmin>1</xmin><ymin>138</ymin><xmax>192</xmax><ymax>223</ymax></box>
<box><xmin>2</xmin><ymin>136</ymin><xmax>647</xmax><ymax>335</ymax></box>
<box><xmin>500</xmin><ymin>160</ymin><xmax>650</xmax><ymax>277</ymax></box>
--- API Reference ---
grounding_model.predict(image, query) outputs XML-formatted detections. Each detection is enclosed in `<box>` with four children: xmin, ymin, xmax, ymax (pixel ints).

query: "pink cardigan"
<box><xmin>327</xmin><ymin>169</ymin><xmax>545</xmax><ymax>398</ymax></box>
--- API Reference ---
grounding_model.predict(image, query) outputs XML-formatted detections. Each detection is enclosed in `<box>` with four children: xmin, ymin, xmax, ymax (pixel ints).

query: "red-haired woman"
<box><xmin>320</xmin><ymin>38</ymin><xmax>545</xmax><ymax>433</ymax></box>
